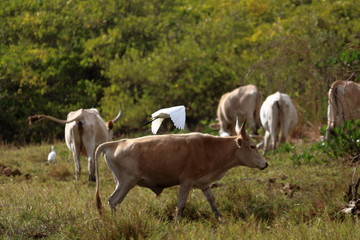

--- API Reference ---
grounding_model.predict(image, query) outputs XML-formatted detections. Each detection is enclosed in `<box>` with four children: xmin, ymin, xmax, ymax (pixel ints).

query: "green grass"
<box><xmin>0</xmin><ymin>141</ymin><xmax>359</xmax><ymax>239</ymax></box>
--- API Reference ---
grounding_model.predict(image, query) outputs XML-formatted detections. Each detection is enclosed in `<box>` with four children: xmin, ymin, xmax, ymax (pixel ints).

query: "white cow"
<box><xmin>217</xmin><ymin>84</ymin><xmax>262</xmax><ymax>136</ymax></box>
<box><xmin>259</xmin><ymin>92</ymin><xmax>298</xmax><ymax>152</ymax></box>
<box><xmin>326</xmin><ymin>80</ymin><xmax>360</xmax><ymax>140</ymax></box>
<box><xmin>29</xmin><ymin>107</ymin><xmax>122</xmax><ymax>181</ymax></box>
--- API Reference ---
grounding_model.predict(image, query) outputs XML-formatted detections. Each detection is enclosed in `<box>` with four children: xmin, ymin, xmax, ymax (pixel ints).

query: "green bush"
<box><xmin>1</xmin><ymin>0</ymin><xmax>359</xmax><ymax>143</ymax></box>
<box><xmin>321</xmin><ymin>120</ymin><xmax>360</xmax><ymax>158</ymax></box>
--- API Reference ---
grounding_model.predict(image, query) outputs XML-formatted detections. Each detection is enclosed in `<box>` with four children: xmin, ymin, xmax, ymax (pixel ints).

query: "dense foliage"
<box><xmin>1</xmin><ymin>0</ymin><xmax>359</xmax><ymax>143</ymax></box>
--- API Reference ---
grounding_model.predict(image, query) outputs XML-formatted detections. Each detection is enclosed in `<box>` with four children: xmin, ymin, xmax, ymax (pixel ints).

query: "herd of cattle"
<box><xmin>215</xmin><ymin>85</ymin><xmax>298</xmax><ymax>152</ymax></box>
<box><xmin>28</xmin><ymin>80</ymin><xmax>359</xmax><ymax>219</ymax></box>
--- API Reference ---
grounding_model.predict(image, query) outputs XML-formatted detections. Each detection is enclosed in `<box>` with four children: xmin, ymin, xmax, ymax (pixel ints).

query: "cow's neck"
<box><xmin>212</xmin><ymin>136</ymin><xmax>241</xmax><ymax>170</ymax></box>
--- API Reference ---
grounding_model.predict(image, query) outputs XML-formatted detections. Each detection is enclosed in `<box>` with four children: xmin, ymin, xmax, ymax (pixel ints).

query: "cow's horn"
<box><xmin>235</xmin><ymin>117</ymin><xmax>241</xmax><ymax>135</ymax></box>
<box><xmin>240</xmin><ymin>118</ymin><xmax>248</xmax><ymax>138</ymax></box>
<box><xmin>112</xmin><ymin>104</ymin><xmax>122</xmax><ymax>124</ymax></box>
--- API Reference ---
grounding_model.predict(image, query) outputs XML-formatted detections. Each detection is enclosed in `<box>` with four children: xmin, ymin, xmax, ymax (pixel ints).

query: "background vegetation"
<box><xmin>1</xmin><ymin>0</ymin><xmax>359</xmax><ymax>143</ymax></box>
<box><xmin>1</xmin><ymin>1</ymin><xmax>359</xmax><ymax>238</ymax></box>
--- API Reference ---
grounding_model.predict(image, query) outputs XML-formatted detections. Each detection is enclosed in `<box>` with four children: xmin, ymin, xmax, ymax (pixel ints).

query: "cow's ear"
<box><xmin>107</xmin><ymin>121</ymin><xmax>114</xmax><ymax>130</ymax></box>
<box><xmin>236</xmin><ymin>137</ymin><xmax>243</xmax><ymax>148</ymax></box>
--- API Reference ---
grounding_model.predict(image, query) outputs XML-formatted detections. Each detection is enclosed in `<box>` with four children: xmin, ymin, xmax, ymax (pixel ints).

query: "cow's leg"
<box><xmin>70</xmin><ymin>144</ymin><xmax>81</xmax><ymax>180</ymax></box>
<box><xmin>325</xmin><ymin>125</ymin><xmax>332</xmax><ymax>141</ymax></box>
<box><xmin>219</xmin><ymin>120</ymin><xmax>230</xmax><ymax>136</ymax></box>
<box><xmin>202</xmin><ymin>187</ymin><xmax>221</xmax><ymax>219</ymax></box>
<box><xmin>176</xmin><ymin>183</ymin><xmax>192</xmax><ymax>220</ymax></box>
<box><xmin>86</xmin><ymin>146</ymin><xmax>96</xmax><ymax>182</ymax></box>
<box><xmin>264</xmin><ymin>131</ymin><xmax>271</xmax><ymax>152</ymax></box>
<box><xmin>70</xmin><ymin>126</ymin><xmax>82</xmax><ymax>180</ymax></box>
<box><xmin>247</xmin><ymin>112</ymin><xmax>258</xmax><ymax>135</ymax></box>
<box><xmin>280</xmin><ymin>120</ymin><xmax>291</xmax><ymax>144</ymax></box>
<box><xmin>268</xmin><ymin>102</ymin><xmax>280</xmax><ymax>150</ymax></box>
<box><xmin>269</xmin><ymin>120</ymin><xmax>278</xmax><ymax>151</ymax></box>
<box><xmin>272</xmin><ymin>128</ymin><xmax>279</xmax><ymax>150</ymax></box>
<box><xmin>82</xmin><ymin>132</ymin><xmax>96</xmax><ymax>181</ymax></box>
<box><xmin>108</xmin><ymin>179</ymin><xmax>137</xmax><ymax>213</ymax></box>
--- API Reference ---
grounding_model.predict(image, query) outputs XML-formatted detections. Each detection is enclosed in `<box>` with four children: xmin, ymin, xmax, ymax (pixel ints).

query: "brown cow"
<box><xmin>326</xmin><ymin>80</ymin><xmax>360</xmax><ymax>140</ymax></box>
<box><xmin>217</xmin><ymin>84</ymin><xmax>262</xmax><ymax>136</ymax></box>
<box><xmin>94</xmin><ymin>120</ymin><xmax>268</xmax><ymax>220</ymax></box>
<box><xmin>29</xmin><ymin>107</ymin><xmax>122</xmax><ymax>181</ymax></box>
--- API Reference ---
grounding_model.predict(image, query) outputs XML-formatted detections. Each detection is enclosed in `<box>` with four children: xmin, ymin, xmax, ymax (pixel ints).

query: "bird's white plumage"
<box><xmin>150</xmin><ymin>105</ymin><xmax>186</xmax><ymax>134</ymax></box>
<box><xmin>151</xmin><ymin>118</ymin><xmax>165</xmax><ymax>135</ymax></box>
<box><xmin>47</xmin><ymin>146</ymin><xmax>56</xmax><ymax>163</ymax></box>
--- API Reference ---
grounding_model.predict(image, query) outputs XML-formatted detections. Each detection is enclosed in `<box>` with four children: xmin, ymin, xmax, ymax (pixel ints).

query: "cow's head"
<box><xmin>234</xmin><ymin>119</ymin><xmax>268</xmax><ymax>170</ymax></box>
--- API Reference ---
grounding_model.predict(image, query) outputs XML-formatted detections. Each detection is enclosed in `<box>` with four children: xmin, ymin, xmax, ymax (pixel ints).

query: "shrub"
<box><xmin>321</xmin><ymin>120</ymin><xmax>360</xmax><ymax>159</ymax></box>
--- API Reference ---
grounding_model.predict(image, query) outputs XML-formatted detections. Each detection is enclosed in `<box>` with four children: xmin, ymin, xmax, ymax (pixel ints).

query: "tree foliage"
<box><xmin>0</xmin><ymin>0</ymin><xmax>359</xmax><ymax>143</ymax></box>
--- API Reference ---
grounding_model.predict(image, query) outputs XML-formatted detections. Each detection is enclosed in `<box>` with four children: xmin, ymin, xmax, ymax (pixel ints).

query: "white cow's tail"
<box><xmin>274</xmin><ymin>100</ymin><xmax>281</xmax><ymax>148</ymax></box>
<box><xmin>28</xmin><ymin>114</ymin><xmax>79</xmax><ymax>125</ymax></box>
<box><xmin>94</xmin><ymin>142</ymin><xmax>108</xmax><ymax>216</ymax></box>
<box><xmin>279</xmin><ymin>99</ymin><xmax>289</xmax><ymax>143</ymax></box>
<box><xmin>326</xmin><ymin>84</ymin><xmax>340</xmax><ymax>140</ymax></box>
<box><xmin>254</xmin><ymin>91</ymin><xmax>262</xmax><ymax>131</ymax></box>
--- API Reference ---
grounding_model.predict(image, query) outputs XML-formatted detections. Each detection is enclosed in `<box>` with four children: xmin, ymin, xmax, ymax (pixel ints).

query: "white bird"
<box><xmin>47</xmin><ymin>146</ymin><xmax>56</xmax><ymax>163</ymax></box>
<box><xmin>145</xmin><ymin>105</ymin><xmax>187</xmax><ymax>134</ymax></box>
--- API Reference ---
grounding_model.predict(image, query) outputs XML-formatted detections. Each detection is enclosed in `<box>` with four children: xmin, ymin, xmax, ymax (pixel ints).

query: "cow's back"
<box><xmin>279</xmin><ymin>93</ymin><xmax>297</xmax><ymax>123</ymax></box>
<box><xmin>260</xmin><ymin>92</ymin><xmax>279</xmax><ymax>129</ymax></box>
<box><xmin>228</xmin><ymin>85</ymin><xmax>259</xmax><ymax>116</ymax></box>
<box><xmin>260</xmin><ymin>92</ymin><xmax>297</xmax><ymax>135</ymax></box>
<box><xmin>217</xmin><ymin>92</ymin><xmax>231</xmax><ymax>122</ymax></box>
<box><xmin>64</xmin><ymin>109</ymin><xmax>110</xmax><ymax>153</ymax></box>
<box><xmin>106</xmin><ymin>134</ymin><xmax>236</xmax><ymax>187</ymax></box>
<box><xmin>279</xmin><ymin>93</ymin><xmax>298</xmax><ymax>136</ymax></box>
<box><xmin>217</xmin><ymin>85</ymin><xmax>261</xmax><ymax>135</ymax></box>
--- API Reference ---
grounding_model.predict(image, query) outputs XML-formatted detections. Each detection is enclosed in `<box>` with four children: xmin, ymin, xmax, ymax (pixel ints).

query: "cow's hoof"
<box><xmin>89</xmin><ymin>175</ymin><xmax>96</xmax><ymax>182</ymax></box>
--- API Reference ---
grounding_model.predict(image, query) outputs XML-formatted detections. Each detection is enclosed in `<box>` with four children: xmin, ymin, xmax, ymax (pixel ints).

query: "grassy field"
<box><xmin>1</xmin><ymin>138</ymin><xmax>359</xmax><ymax>239</ymax></box>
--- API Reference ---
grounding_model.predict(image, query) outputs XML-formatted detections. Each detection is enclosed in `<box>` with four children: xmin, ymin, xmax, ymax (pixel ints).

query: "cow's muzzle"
<box><xmin>260</xmin><ymin>162</ymin><xmax>268</xmax><ymax>170</ymax></box>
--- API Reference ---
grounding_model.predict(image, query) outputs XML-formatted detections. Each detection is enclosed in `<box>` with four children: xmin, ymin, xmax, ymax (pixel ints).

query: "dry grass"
<box><xmin>0</xmin><ymin>141</ymin><xmax>359</xmax><ymax>239</ymax></box>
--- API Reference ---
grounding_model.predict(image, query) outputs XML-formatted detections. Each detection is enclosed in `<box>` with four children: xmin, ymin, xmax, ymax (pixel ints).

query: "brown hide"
<box><xmin>94</xmin><ymin>123</ymin><xmax>267</xmax><ymax>219</ymax></box>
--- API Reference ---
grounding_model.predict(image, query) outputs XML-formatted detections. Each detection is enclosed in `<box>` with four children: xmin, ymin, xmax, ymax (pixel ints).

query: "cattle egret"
<box><xmin>48</xmin><ymin>146</ymin><xmax>56</xmax><ymax>163</ymax></box>
<box><xmin>145</xmin><ymin>105</ymin><xmax>187</xmax><ymax>134</ymax></box>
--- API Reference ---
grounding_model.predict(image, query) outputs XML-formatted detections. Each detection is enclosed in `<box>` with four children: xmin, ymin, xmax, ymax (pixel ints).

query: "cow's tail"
<box><xmin>254</xmin><ymin>91</ymin><xmax>262</xmax><ymax>131</ymax></box>
<box><xmin>28</xmin><ymin>114</ymin><xmax>78</xmax><ymax>125</ymax></box>
<box><xmin>326</xmin><ymin>84</ymin><xmax>339</xmax><ymax>139</ymax></box>
<box><xmin>279</xmin><ymin>97</ymin><xmax>289</xmax><ymax>143</ymax></box>
<box><xmin>274</xmin><ymin>100</ymin><xmax>282</xmax><ymax>148</ymax></box>
<box><xmin>94</xmin><ymin>142</ymin><xmax>108</xmax><ymax>216</ymax></box>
